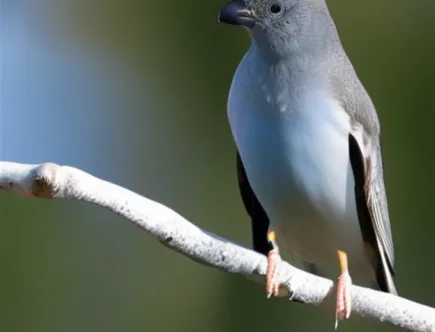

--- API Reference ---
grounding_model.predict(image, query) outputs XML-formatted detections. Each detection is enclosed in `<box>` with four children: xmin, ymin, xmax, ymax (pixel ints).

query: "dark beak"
<box><xmin>218</xmin><ymin>0</ymin><xmax>255</xmax><ymax>28</ymax></box>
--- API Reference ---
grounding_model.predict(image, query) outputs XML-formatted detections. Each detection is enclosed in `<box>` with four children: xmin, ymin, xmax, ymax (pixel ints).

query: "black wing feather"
<box><xmin>349</xmin><ymin>134</ymin><xmax>397</xmax><ymax>294</ymax></box>
<box><xmin>236</xmin><ymin>152</ymin><xmax>273</xmax><ymax>256</ymax></box>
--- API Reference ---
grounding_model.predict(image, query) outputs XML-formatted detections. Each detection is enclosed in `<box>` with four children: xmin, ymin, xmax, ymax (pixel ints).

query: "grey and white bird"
<box><xmin>218</xmin><ymin>0</ymin><xmax>397</xmax><ymax>324</ymax></box>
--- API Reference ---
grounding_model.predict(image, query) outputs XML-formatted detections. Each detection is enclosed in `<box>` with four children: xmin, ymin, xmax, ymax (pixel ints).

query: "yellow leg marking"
<box><xmin>337</xmin><ymin>250</ymin><xmax>348</xmax><ymax>273</ymax></box>
<box><xmin>267</xmin><ymin>230</ymin><xmax>279</xmax><ymax>252</ymax></box>
<box><xmin>267</xmin><ymin>230</ymin><xmax>276</xmax><ymax>244</ymax></box>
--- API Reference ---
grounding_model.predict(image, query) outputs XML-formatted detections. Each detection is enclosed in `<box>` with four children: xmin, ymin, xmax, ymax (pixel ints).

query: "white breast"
<box><xmin>228</xmin><ymin>52</ymin><xmax>374</xmax><ymax>282</ymax></box>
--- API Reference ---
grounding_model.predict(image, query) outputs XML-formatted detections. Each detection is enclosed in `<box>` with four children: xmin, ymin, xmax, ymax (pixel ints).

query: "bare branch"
<box><xmin>1</xmin><ymin>161</ymin><xmax>434</xmax><ymax>331</ymax></box>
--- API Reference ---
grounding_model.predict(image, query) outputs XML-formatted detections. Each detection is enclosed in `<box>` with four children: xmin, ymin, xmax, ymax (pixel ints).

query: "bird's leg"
<box><xmin>335</xmin><ymin>250</ymin><xmax>352</xmax><ymax>328</ymax></box>
<box><xmin>266</xmin><ymin>229</ymin><xmax>282</xmax><ymax>298</ymax></box>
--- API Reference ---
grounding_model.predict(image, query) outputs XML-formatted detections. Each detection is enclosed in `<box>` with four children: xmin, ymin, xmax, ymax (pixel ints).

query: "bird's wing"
<box><xmin>236</xmin><ymin>152</ymin><xmax>273</xmax><ymax>256</ymax></box>
<box><xmin>349</xmin><ymin>127</ymin><xmax>397</xmax><ymax>294</ymax></box>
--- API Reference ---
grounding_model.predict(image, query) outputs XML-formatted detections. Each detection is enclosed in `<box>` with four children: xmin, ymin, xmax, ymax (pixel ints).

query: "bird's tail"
<box><xmin>376</xmin><ymin>236</ymin><xmax>398</xmax><ymax>295</ymax></box>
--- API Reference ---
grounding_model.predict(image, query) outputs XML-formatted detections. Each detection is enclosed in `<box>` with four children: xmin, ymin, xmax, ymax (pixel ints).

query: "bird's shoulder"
<box><xmin>327</xmin><ymin>48</ymin><xmax>379</xmax><ymax>136</ymax></box>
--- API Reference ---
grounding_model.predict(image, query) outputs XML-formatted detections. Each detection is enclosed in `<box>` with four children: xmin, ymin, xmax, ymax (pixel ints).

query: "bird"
<box><xmin>218</xmin><ymin>0</ymin><xmax>397</xmax><ymax>325</ymax></box>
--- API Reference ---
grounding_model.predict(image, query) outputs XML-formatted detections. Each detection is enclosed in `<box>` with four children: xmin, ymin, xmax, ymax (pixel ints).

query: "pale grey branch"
<box><xmin>0</xmin><ymin>161</ymin><xmax>433</xmax><ymax>331</ymax></box>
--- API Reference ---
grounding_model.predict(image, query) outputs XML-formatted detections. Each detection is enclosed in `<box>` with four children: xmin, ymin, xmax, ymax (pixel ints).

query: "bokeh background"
<box><xmin>1</xmin><ymin>0</ymin><xmax>434</xmax><ymax>331</ymax></box>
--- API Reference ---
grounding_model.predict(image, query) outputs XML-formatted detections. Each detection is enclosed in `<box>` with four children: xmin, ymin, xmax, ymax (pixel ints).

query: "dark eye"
<box><xmin>269</xmin><ymin>3</ymin><xmax>282</xmax><ymax>15</ymax></box>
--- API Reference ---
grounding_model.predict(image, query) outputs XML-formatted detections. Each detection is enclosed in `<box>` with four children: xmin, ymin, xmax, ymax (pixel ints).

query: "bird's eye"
<box><xmin>269</xmin><ymin>3</ymin><xmax>282</xmax><ymax>15</ymax></box>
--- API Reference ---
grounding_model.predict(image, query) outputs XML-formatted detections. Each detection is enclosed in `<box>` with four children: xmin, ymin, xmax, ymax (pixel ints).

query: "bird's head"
<box><xmin>218</xmin><ymin>0</ymin><xmax>332</xmax><ymax>59</ymax></box>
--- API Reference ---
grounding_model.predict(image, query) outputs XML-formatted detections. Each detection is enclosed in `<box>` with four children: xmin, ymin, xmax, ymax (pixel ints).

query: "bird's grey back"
<box><xmin>302</xmin><ymin>1</ymin><xmax>381</xmax><ymax>136</ymax></box>
<box><xmin>304</xmin><ymin>1</ymin><xmax>394</xmax><ymax>267</ymax></box>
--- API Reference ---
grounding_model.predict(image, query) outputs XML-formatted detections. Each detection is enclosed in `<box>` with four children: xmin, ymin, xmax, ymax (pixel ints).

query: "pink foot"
<box><xmin>266</xmin><ymin>249</ymin><xmax>281</xmax><ymax>298</ymax></box>
<box><xmin>335</xmin><ymin>271</ymin><xmax>352</xmax><ymax>329</ymax></box>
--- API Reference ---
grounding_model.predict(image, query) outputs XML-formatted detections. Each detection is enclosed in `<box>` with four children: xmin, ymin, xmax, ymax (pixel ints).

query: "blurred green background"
<box><xmin>1</xmin><ymin>0</ymin><xmax>434</xmax><ymax>331</ymax></box>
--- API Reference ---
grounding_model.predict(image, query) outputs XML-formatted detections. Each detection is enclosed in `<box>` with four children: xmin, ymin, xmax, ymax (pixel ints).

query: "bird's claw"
<box><xmin>266</xmin><ymin>249</ymin><xmax>281</xmax><ymax>298</ymax></box>
<box><xmin>335</xmin><ymin>271</ymin><xmax>352</xmax><ymax>329</ymax></box>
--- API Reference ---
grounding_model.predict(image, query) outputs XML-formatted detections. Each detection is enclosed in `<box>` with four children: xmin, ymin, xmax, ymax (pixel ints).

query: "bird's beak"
<box><xmin>218</xmin><ymin>0</ymin><xmax>255</xmax><ymax>28</ymax></box>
